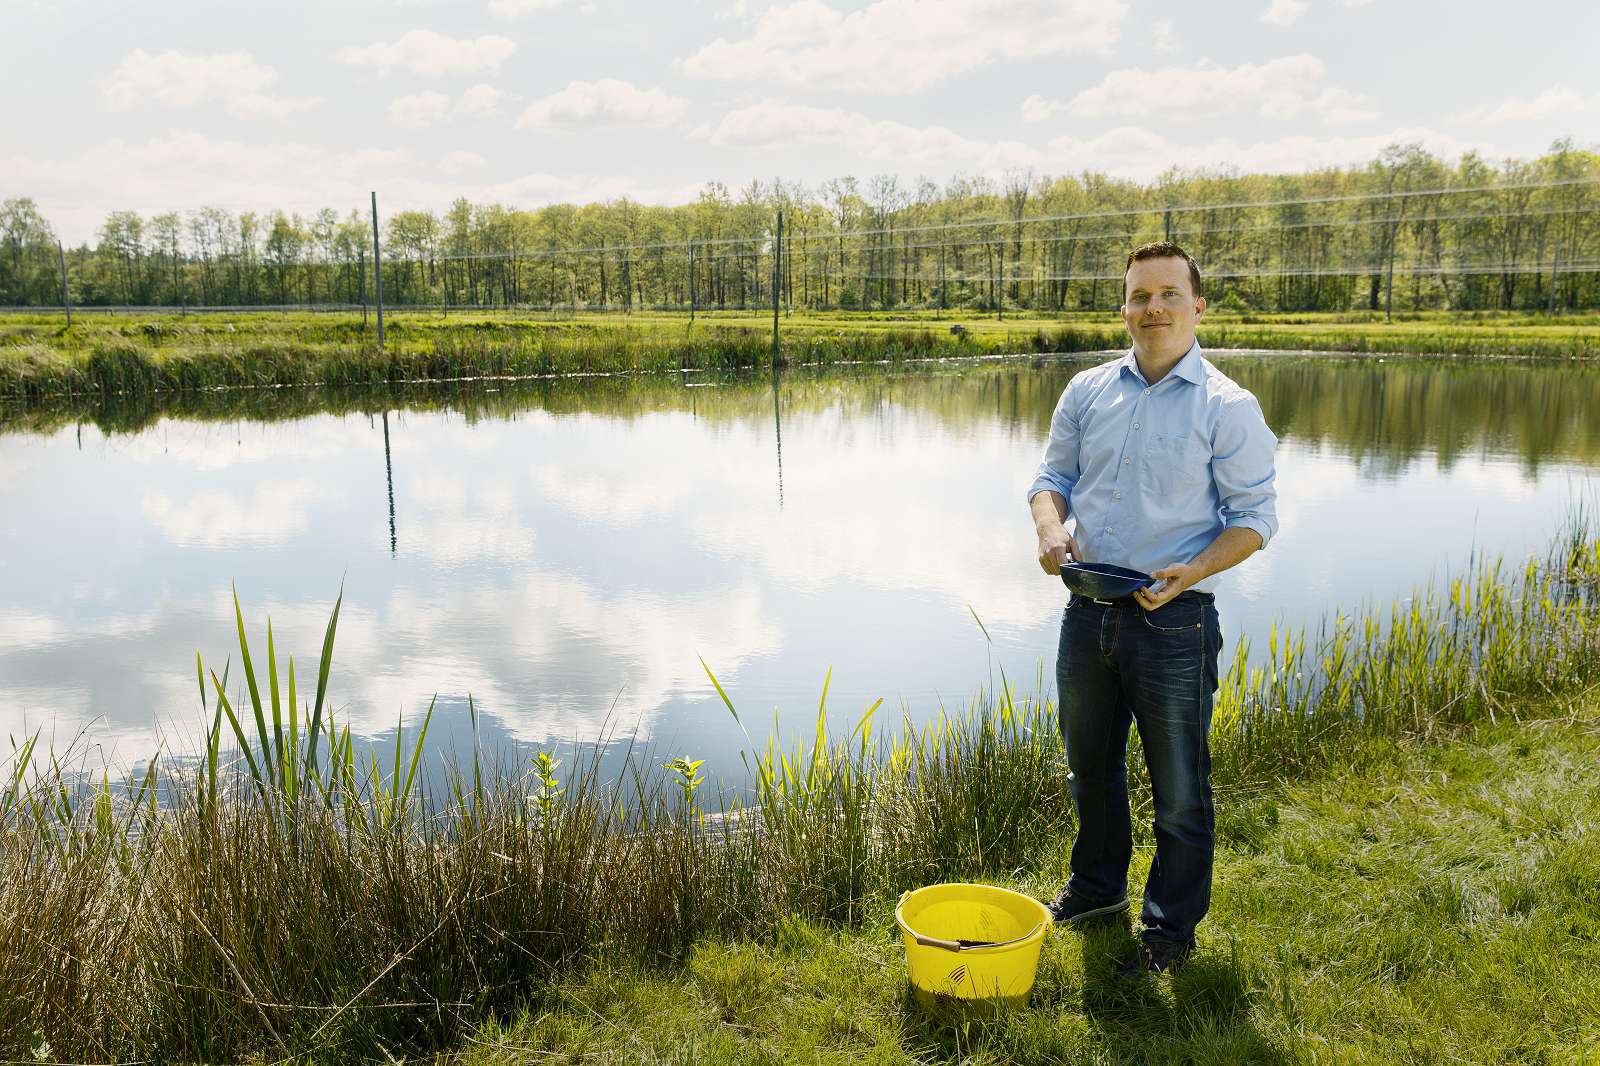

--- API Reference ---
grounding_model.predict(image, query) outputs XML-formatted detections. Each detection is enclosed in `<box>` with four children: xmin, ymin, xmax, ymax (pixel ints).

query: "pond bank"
<box><xmin>451</xmin><ymin>703</ymin><xmax>1600</xmax><ymax>1065</ymax></box>
<box><xmin>4</xmin><ymin>310</ymin><xmax>1598</xmax><ymax>405</ymax></box>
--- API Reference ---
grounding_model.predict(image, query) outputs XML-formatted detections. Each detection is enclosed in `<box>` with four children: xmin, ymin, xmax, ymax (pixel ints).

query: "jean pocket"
<box><xmin>1139</xmin><ymin>599</ymin><xmax>1204</xmax><ymax>633</ymax></box>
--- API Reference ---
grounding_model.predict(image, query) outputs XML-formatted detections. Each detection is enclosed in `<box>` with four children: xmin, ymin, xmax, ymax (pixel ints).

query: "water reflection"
<box><xmin>1</xmin><ymin>355</ymin><xmax>1597</xmax><ymax>780</ymax></box>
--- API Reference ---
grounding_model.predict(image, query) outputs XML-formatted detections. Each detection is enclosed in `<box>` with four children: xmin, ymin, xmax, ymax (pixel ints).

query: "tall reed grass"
<box><xmin>1</xmin><ymin>523</ymin><xmax>1596</xmax><ymax>1061</ymax></box>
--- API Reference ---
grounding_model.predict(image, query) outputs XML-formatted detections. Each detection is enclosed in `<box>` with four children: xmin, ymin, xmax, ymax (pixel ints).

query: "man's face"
<box><xmin>1121</xmin><ymin>256</ymin><xmax>1206</xmax><ymax>362</ymax></box>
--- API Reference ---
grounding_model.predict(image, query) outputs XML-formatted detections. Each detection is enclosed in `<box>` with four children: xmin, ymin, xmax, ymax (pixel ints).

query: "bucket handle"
<box><xmin>908</xmin><ymin>922</ymin><xmax>1045</xmax><ymax>953</ymax></box>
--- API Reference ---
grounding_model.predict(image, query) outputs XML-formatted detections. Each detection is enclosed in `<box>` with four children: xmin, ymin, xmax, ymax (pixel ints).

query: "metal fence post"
<box><xmin>772</xmin><ymin>209</ymin><xmax>782</xmax><ymax>364</ymax></box>
<box><xmin>57</xmin><ymin>241</ymin><xmax>72</xmax><ymax>327</ymax></box>
<box><xmin>370</xmin><ymin>191</ymin><xmax>385</xmax><ymax>349</ymax></box>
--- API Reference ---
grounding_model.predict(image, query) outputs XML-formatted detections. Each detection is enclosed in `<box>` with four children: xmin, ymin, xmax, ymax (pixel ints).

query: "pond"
<box><xmin>2</xmin><ymin>353</ymin><xmax>1598</xmax><ymax>783</ymax></box>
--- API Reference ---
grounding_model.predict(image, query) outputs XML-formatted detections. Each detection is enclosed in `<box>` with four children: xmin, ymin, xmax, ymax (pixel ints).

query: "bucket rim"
<box><xmin>894</xmin><ymin>882</ymin><xmax>1052</xmax><ymax>953</ymax></box>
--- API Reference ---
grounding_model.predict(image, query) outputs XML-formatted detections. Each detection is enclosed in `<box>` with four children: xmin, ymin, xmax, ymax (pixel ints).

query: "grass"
<box><xmin>0</xmin><ymin>520</ymin><xmax>1596</xmax><ymax>1062</ymax></box>
<box><xmin>3</xmin><ymin>307</ymin><xmax>1600</xmax><ymax>405</ymax></box>
<box><xmin>456</xmin><ymin>705</ymin><xmax>1600</xmax><ymax>1065</ymax></box>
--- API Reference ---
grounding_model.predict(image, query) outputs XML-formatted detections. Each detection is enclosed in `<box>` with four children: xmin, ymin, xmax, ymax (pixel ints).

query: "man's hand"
<box><xmin>1136</xmin><ymin>527</ymin><xmax>1264</xmax><ymax>609</ymax></box>
<box><xmin>1037</xmin><ymin>525</ymin><xmax>1080</xmax><ymax>575</ymax></box>
<box><xmin>1135</xmin><ymin>562</ymin><xmax>1202</xmax><ymax>609</ymax></box>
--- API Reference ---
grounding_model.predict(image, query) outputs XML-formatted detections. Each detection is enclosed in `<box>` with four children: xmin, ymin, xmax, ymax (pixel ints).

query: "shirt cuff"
<box><xmin>1027</xmin><ymin>474</ymin><xmax>1073</xmax><ymax>506</ymax></box>
<box><xmin>1224</xmin><ymin>515</ymin><xmax>1275</xmax><ymax>550</ymax></box>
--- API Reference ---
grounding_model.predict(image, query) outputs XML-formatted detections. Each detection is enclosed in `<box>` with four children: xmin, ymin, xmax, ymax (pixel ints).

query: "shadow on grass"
<box><xmin>1076</xmin><ymin>919</ymin><xmax>1287</xmax><ymax>1065</ymax></box>
<box><xmin>899</xmin><ymin>915</ymin><xmax>1288</xmax><ymax>1065</ymax></box>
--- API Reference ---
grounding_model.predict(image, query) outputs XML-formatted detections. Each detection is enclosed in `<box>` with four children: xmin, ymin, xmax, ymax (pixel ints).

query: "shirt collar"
<box><xmin>1121</xmin><ymin>338</ymin><xmax>1205</xmax><ymax>387</ymax></box>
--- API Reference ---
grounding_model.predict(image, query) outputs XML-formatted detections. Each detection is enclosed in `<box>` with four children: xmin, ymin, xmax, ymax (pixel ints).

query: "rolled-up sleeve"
<box><xmin>1028</xmin><ymin>380</ymin><xmax>1083</xmax><ymax>507</ymax></box>
<box><xmin>1211</xmin><ymin>394</ymin><xmax>1279</xmax><ymax>549</ymax></box>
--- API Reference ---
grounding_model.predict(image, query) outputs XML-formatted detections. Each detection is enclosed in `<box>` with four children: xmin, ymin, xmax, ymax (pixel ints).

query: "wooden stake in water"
<box><xmin>688</xmin><ymin>240</ymin><xmax>696</xmax><ymax>328</ymax></box>
<box><xmin>383</xmin><ymin>410</ymin><xmax>397</xmax><ymax>554</ymax></box>
<box><xmin>57</xmin><ymin>241</ymin><xmax>71</xmax><ymax>327</ymax></box>
<box><xmin>370</xmin><ymin>191</ymin><xmax>385</xmax><ymax>350</ymax></box>
<box><xmin>359</xmin><ymin>248</ymin><xmax>368</xmax><ymax>330</ymax></box>
<box><xmin>772</xmin><ymin>209</ymin><xmax>783</xmax><ymax>364</ymax></box>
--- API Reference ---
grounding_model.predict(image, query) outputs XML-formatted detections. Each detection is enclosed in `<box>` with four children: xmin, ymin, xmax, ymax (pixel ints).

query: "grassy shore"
<box><xmin>457</xmin><ymin>706</ymin><xmax>1600</xmax><ymax>1065</ymax></box>
<box><xmin>0</xmin><ymin>517</ymin><xmax>1596</xmax><ymax>1063</ymax></box>
<box><xmin>3</xmin><ymin>308</ymin><xmax>1599</xmax><ymax>405</ymax></box>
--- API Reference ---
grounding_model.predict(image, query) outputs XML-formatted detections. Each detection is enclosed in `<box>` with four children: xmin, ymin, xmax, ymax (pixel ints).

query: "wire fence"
<box><xmin>5</xmin><ymin>175</ymin><xmax>1599</xmax><ymax>322</ymax></box>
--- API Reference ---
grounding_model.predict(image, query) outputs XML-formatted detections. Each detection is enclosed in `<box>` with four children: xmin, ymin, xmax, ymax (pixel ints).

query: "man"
<box><xmin>1027</xmin><ymin>241</ymin><xmax>1278</xmax><ymax>978</ymax></box>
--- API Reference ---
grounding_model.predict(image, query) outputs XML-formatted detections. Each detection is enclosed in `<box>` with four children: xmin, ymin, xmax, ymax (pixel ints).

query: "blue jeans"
<box><xmin>1056</xmin><ymin>592</ymin><xmax>1222</xmax><ymax>945</ymax></box>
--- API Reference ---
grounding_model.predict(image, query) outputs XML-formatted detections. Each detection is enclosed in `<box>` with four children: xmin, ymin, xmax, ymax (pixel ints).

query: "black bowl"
<box><xmin>1058</xmin><ymin>561</ymin><xmax>1156</xmax><ymax>601</ymax></box>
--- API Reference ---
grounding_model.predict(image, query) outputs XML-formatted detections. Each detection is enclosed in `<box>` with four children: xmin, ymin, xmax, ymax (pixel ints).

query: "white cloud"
<box><xmin>1260</xmin><ymin>0</ymin><xmax>1307</xmax><ymax>25</ymax></box>
<box><xmin>517</xmin><ymin>79</ymin><xmax>689</xmax><ymax>131</ymax></box>
<box><xmin>679</xmin><ymin>0</ymin><xmax>1128</xmax><ymax>94</ymax></box>
<box><xmin>487</xmin><ymin>0</ymin><xmax>562</xmax><ymax>15</ymax></box>
<box><xmin>1152</xmin><ymin>19</ymin><xmax>1177</xmax><ymax>53</ymax></box>
<box><xmin>101</xmin><ymin>49</ymin><xmax>322</xmax><ymax>118</ymax></box>
<box><xmin>1037</xmin><ymin>124</ymin><xmax>1475</xmax><ymax>178</ymax></box>
<box><xmin>1</xmin><ymin>131</ymin><xmax>705</xmax><ymax>244</ymax></box>
<box><xmin>697</xmin><ymin>102</ymin><xmax>1468</xmax><ymax>179</ymax></box>
<box><xmin>1020</xmin><ymin>93</ymin><xmax>1060</xmax><ymax>124</ymax></box>
<box><xmin>0</xmin><ymin>611</ymin><xmax>63</xmax><ymax>653</ymax></box>
<box><xmin>1029</xmin><ymin>55</ymin><xmax>1377</xmax><ymax>125</ymax></box>
<box><xmin>388</xmin><ymin>89</ymin><xmax>452</xmax><ymax>128</ymax></box>
<box><xmin>440</xmin><ymin>150</ymin><xmax>489</xmax><ymax>174</ymax></box>
<box><xmin>1457</xmin><ymin>86</ymin><xmax>1598</xmax><ymax>125</ymax></box>
<box><xmin>1343</xmin><ymin>0</ymin><xmax>1377</xmax><ymax>6</ymax></box>
<box><xmin>696</xmin><ymin>99</ymin><xmax>1033</xmax><ymax>168</ymax></box>
<box><xmin>455</xmin><ymin>82</ymin><xmax>511</xmax><ymax>117</ymax></box>
<box><xmin>337</xmin><ymin>29</ymin><xmax>517</xmax><ymax>77</ymax></box>
<box><xmin>390</xmin><ymin>85</ymin><xmax>514</xmax><ymax>128</ymax></box>
<box><xmin>142</xmin><ymin>480</ymin><xmax>318</xmax><ymax>548</ymax></box>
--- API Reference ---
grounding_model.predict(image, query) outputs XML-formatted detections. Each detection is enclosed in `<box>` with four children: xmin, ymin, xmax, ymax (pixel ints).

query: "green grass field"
<box><xmin>3</xmin><ymin>308</ymin><xmax>1598</xmax><ymax>406</ymax></box>
<box><xmin>455</xmin><ymin>704</ymin><xmax>1600</xmax><ymax>1066</ymax></box>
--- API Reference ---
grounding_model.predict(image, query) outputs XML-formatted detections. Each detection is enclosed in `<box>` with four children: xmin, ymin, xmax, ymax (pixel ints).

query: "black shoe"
<box><xmin>1115</xmin><ymin>938</ymin><xmax>1194</xmax><ymax>979</ymax></box>
<box><xmin>1044</xmin><ymin>887</ymin><xmax>1130</xmax><ymax>926</ymax></box>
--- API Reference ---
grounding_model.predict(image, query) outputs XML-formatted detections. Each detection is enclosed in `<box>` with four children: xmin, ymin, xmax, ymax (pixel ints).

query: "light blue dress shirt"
<box><xmin>1027</xmin><ymin>340</ymin><xmax>1279</xmax><ymax>594</ymax></box>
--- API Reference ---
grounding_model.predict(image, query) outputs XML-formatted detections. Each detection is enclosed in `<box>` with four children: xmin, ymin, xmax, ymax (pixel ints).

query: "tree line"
<box><xmin>3</xmin><ymin>140</ymin><xmax>1597</xmax><ymax>316</ymax></box>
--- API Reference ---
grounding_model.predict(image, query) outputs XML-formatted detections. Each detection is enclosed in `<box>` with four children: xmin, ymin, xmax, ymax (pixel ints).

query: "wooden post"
<box><xmin>359</xmin><ymin>248</ymin><xmax>368</xmax><ymax>329</ymax></box>
<box><xmin>370</xmin><ymin>191</ymin><xmax>385</xmax><ymax>349</ymax></box>
<box><xmin>688</xmin><ymin>239</ymin><xmax>696</xmax><ymax>327</ymax></box>
<box><xmin>383</xmin><ymin>409</ymin><xmax>397</xmax><ymax>555</ymax></box>
<box><xmin>1549</xmin><ymin>238</ymin><xmax>1561</xmax><ymax>315</ymax></box>
<box><xmin>771</xmin><ymin>210</ymin><xmax>782</xmax><ymax>364</ymax></box>
<box><xmin>56</xmin><ymin>241</ymin><xmax>71</xmax><ymax>327</ymax></box>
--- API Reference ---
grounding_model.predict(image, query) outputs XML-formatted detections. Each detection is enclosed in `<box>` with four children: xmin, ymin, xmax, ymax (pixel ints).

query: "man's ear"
<box><xmin>1194</xmin><ymin>296</ymin><xmax>1207</xmax><ymax>319</ymax></box>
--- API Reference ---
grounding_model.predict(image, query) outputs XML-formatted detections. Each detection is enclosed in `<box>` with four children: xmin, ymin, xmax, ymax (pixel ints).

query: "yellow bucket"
<box><xmin>895</xmin><ymin>883</ymin><xmax>1052</xmax><ymax>1012</ymax></box>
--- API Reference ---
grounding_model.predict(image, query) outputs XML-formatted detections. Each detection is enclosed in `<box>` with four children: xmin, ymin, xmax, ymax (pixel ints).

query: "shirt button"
<box><xmin>1114</xmin><ymin>491</ymin><xmax>1122</xmax><ymax>499</ymax></box>
<box><xmin>1123</xmin><ymin>457</ymin><xmax>1131</xmax><ymax>465</ymax></box>
<box><xmin>1144</xmin><ymin>388</ymin><xmax>1151</xmax><ymax>395</ymax></box>
<box><xmin>1107</xmin><ymin>527</ymin><xmax>1115</xmax><ymax>534</ymax></box>
<box><xmin>1133</xmin><ymin>422</ymin><xmax>1140</xmax><ymax>429</ymax></box>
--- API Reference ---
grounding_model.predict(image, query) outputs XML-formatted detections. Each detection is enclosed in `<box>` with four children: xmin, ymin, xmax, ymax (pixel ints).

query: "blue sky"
<box><xmin>4</xmin><ymin>0</ymin><xmax>1597</xmax><ymax>242</ymax></box>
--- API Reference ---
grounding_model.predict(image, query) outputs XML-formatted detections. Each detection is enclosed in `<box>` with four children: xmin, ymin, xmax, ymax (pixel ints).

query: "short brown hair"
<box><xmin>1124</xmin><ymin>241</ymin><xmax>1201</xmax><ymax>299</ymax></box>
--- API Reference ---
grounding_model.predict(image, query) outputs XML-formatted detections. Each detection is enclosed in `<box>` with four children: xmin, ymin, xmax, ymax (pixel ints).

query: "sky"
<box><xmin>3</xmin><ymin>0</ymin><xmax>1598</xmax><ymax>243</ymax></box>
